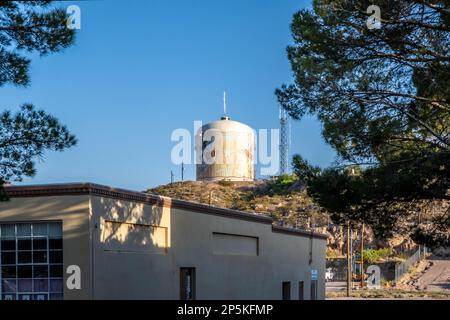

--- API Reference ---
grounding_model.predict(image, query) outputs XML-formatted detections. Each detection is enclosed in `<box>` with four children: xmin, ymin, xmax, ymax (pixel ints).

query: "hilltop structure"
<box><xmin>196</xmin><ymin>116</ymin><xmax>255</xmax><ymax>182</ymax></box>
<box><xmin>196</xmin><ymin>92</ymin><xmax>255</xmax><ymax>182</ymax></box>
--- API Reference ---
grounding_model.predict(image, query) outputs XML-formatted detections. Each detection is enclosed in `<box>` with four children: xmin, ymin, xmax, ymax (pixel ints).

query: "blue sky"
<box><xmin>1</xmin><ymin>0</ymin><xmax>335</xmax><ymax>190</ymax></box>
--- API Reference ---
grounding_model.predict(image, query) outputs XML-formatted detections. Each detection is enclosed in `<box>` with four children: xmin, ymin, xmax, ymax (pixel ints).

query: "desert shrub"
<box><xmin>277</xmin><ymin>174</ymin><xmax>296</xmax><ymax>185</ymax></box>
<box><xmin>362</xmin><ymin>248</ymin><xmax>392</xmax><ymax>263</ymax></box>
<box><xmin>268</xmin><ymin>174</ymin><xmax>296</xmax><ymax>194</ymax></box>
<box><xmin>377</xmin><ymin>248</ymin><xmax>391</xmax><ymax>259</ymax></box>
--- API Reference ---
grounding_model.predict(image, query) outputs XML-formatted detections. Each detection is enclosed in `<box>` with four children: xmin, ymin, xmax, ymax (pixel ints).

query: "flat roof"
<box><xmin>3</xmin><ymin>182</ymin><xmax>328</xmax><ymax>240</ymax></box>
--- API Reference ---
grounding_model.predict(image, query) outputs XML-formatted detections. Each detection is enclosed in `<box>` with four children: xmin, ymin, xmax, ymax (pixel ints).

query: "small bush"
<box><xmin>268</xmin><ymin>174</ymin><xmax>296</xmax><ymax>194</ymax></box>
<box><xmin>362</xmin><ymin>248</ymin><xmax>392</xmax><ymax>264</ymax></box>
<box><xmin>277</xmin><ymin>174</ymin><xmax>296</xmax><ymax>185</ymax></box>
<box><xmin>378</xmin><ymin>248</ymin><xmax>391</xmax><ymax>259</ymax></box>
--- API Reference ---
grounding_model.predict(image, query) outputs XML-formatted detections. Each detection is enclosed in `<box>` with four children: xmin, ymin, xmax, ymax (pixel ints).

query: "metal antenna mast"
<box><xmin>279</xmin><ymin>106</ymin><xmax>290</xmax><ymax>175</ymax></box>
<box><xmin>223</xmin><ymin>91</ymin><xmax>227</xmax><ymax>116</ymax></box>
<box><xmin>181</xmin><ymin>162</ymin><xmax>185</xmax><ymax>182</ymax></box>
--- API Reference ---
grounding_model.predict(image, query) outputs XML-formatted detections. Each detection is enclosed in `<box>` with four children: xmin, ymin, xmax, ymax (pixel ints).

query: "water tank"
<box><xmin>196</xmin><ymin>116</ymin><xmax>255</xmax><ymax>181</ymax></box>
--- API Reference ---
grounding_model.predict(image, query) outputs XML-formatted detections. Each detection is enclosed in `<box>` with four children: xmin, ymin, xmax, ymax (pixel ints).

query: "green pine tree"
<box><xmin>1</xmin><ymin>1</ymin><xmax>77</xmax><ymax>199</ymax></box>
<box><xmin>277</xmin><ymin>0</ymin><xmax>449</xmax><ymax>246</ymax></box>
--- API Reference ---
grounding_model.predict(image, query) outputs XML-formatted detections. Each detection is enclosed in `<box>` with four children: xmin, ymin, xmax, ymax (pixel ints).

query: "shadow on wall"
<box><xmin>0</xmin><ymin>196</ymin><xmax>90</xmax><ymax>241</ymax></box>
<box><xmin>97</xmin><ymin>197</ymin><xmax>169</xmax><ymax>254</ymax></box>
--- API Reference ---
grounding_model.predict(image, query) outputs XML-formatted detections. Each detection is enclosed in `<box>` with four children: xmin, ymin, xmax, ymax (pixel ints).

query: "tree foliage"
<box><xmin>1</xmin><ymin>1</ymin><xmax>75</xmax><ymax>87</ymax></box>
<box><xmin>0</xmin><ymin>1</ymin><xmax>77</xmax><ymax>197</ymax></box>
<box><xmin>278</xmin><ymin>0</ymin><xmax>450</xmax><ymax>246</ymax></box>
<box><xmin>0</xmin><ymin>105</ymin><xmax>76</xmax><ymax>199</ymax></box>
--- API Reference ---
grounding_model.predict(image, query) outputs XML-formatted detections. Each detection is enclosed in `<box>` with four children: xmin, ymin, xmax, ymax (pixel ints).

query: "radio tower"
<box><xmin>279</xmin><ymin>106</ymin><xmax>290</xmax><ymax>175</ymax></box>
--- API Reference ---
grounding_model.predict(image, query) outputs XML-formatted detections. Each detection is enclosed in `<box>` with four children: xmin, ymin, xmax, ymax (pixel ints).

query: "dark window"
<box><xmin>18</xmin><ymin>239</ymin><xmax>31</xmax><ymax>251</ymax></box>
<box><xmin>33</xmin><ymin>279</ymin><xmax>48</xmax><ymax>292</ymax></box>
<box><xmin>282</xmin><ymin>282</ymin><xmax>291</xmax><ymax>300</ymax></box>
<box><xmin>180</xmin><ymin>268</ymin><xmax>196</xmax><ymax>300</ymax></box>
<box><xmin>33</xmin><ymin>265</ymin><xmax>49</xmax><ymax>278</ymax></box>
<box><xmin>1</xmin><ymin>266</ymin><xmax>16</xmax><ymax>278</ymax></box>
<box><xmin>2</xmin><ymin>279</ymin><xmax>16</xmax><ymax>292</ymax></box>
<box><xmin>33</xmin><ymin>239</ymin><xmax>47</xmax><ymax>250</ymax></box>
<box><xmin>299</xmin><ymin>281</ymin><xmax>304</xmax><ymax>300</ymax></box>
<box><xmin>49</xmin><ymin>264</ymin><xmax>63</xmax><ymax>278</ymax></box>
<box><xmin>50</xmin><ymin>279</ymin><xmax>63</xmax><ymax>292</ymax></box>
<box><xmin>49</xmin><ymin>251</ymin><xmax>63</xmax><ymax>264</ymax></box>
<box><xmin>49</xmin><ymin>239</ymin><xmax>62</xmax><ymax>250</ymax></box>
<box><xmin>18</xmin><ymin>251</ymin><xmax>32</xmax><ymax>264</ymax></box>
<box><xmin>33</xmin><ymin>251</ymin><xmax>47</xmax><ymax>264</ymax></box>
<box><xmin>1</xmin><ymin>240</ymin><xmax>16</xmax><ymax>251</ymax></box>
<box><xmin>1</xmin><ymin>252</ymin><xmax>15</xmax><ymax>265</ymax></box>
<box><xmin>17</xmin><ymin>265</ymin><xmax>32</xmax><ymax>278</ymax></box>
<box><xmin>18</xmin><ymin>279</ymin><xmax>32</xmax><ymax>292</ymax></box>
<box><xmin>310</xmin><ymin>280</ymin><xmax>318</xmax><ymax>300</ymax></box>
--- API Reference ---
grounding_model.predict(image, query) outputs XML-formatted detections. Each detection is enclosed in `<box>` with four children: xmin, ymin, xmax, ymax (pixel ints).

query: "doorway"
<box><xmin>180</xmin><ymin>268</ymin><xmax>196</xmax><ymax>300</ymax></box>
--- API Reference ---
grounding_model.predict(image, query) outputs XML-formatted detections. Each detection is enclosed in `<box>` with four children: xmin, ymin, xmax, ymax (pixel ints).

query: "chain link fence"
<box><xmin>394</xmin><ymin>246</ymin><xmax>426</xmax><ymax>284</ymax></box>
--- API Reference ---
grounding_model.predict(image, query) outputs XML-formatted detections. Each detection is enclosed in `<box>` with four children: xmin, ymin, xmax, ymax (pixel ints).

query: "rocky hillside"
<box><xmin>149</xmin><ymin>177</ymin><xmax>327</xmax><ymax>227</ymax></box>
<box><xmin>148</xmin><ymin>178</ymin><xmax>416</xmax><ymax>256</ymax></box>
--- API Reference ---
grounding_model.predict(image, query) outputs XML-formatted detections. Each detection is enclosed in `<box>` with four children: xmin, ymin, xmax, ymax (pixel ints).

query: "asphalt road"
<box><xmin>414</xmin><ymin>257</ymin><xmax>450</xmax><ymax>292</ymax></box>
<box><xmin>326</xmin><ymin>281</ymin><xmax>347</xmax><ymax>292</ymax></box>
<box><xmin>326</xmin><ymin>257</ymin><xmax>450</xmax><ymax>299</ymax></box>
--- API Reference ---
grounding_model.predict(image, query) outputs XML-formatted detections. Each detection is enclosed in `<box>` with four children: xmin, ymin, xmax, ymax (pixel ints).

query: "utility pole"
<box><xmin>350</xmin><ymin>228</ymin><xmax>353</xmax><ymax>270</ymax></box>
<box><xmin>308</xmin><ymin>207</ymin><xmax>315</xmax><ymax>265</ymax></box>
<box><xmin>170</xmin><ymin>170</ymin><xmax>174</xmax><ymax>184</ymax></box>
<box><xmin>346</xmin><ymin>221</ymin><xmax>352</xmax><ymax>297</ymax></box>
<box><xmin>360</xmin><ymin>223</ymin><xmax>365</xmax><ymax>288</ymax></box>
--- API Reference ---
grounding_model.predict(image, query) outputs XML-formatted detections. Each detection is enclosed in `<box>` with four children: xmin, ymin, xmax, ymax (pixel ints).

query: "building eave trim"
<box><xmin>4</xmin><ymin>182</ymin><xmax>328</xmax><ymax>240</ymax></box>
<box><xmin>272</xmin><ymin>225</ymin><xmax>328</xmax><ymax>240</ymax></box>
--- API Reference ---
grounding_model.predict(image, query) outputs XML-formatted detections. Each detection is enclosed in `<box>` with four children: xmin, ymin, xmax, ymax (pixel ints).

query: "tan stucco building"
<box><xmin>0</xmin><ymin>183</ymin><xmax>326</xmax><ymax>300</ymax></box>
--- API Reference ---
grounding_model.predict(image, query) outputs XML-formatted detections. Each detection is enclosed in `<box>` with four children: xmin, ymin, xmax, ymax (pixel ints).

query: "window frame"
<box><xmin>0</xmin><ymin>222</ymin><xmax>63</xmax><ymax>300</ymax></box>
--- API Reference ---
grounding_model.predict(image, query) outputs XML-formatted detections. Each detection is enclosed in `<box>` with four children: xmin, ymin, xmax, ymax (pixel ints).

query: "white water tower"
<box><xmin>196</xmin><ymin>93</ymin><xmax>255</xmax><ymax>181</ymax></box>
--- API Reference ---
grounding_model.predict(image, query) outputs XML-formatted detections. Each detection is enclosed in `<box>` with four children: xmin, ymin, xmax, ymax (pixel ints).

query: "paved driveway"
<box><xmin>415</xmin><ymin>257</ymin><xmax>450</xmax><ymax>292</ymax></box>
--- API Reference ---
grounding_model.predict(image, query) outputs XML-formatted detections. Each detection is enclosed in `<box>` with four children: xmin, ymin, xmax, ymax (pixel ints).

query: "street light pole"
<box><xmin>346</xmin><ymin>221</ymin><xmax>351</xmax><ymax>297</ymax></box>
<box><xmin>360</xmin><ymin>223</ymin><xmax>364</xmax><ymax>288</ymax></box>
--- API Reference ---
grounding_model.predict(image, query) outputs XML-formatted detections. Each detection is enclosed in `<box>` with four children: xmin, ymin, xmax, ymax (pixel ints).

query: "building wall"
<box><xmin>90</xmin><ymin>195</ymin><xmax>326</xmax><ymax>300</ymax></box>
<box><xmin>0</xmin><ymin>195</ymin><xmax>92</xmax><ymax>300</ymax></box>
<box><xmin>1</xmin><ymin>191</ymin><xmax>326</xmax><ymax>300</ymax></box>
